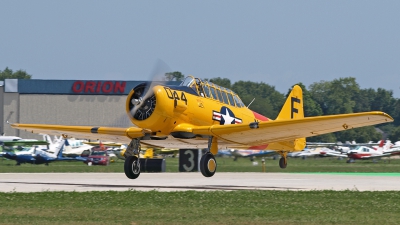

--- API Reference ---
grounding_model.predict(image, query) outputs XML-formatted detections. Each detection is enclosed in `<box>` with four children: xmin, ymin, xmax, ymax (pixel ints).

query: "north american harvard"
<box><xmin>10</xmin><ymin>76</ymin><xmax>393</xmax><ymax>179</ymax></box>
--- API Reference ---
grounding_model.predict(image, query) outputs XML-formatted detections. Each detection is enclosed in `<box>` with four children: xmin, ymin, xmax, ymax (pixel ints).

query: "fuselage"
<box><xmin>126</xmin><ymin>76</ymin><xmax>269</xmax><ymax>138</ymax></box>
<box><xmin>347</xmin><ymin>146</ymin><xmax>384</xmax><ymax>159</ymax></box>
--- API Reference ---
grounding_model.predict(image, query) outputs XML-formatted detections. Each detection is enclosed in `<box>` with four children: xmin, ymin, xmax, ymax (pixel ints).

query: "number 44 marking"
<box><xmin>164</xmin><ymin>87</ymin><xmax>188</xmax><ymax>105</ymax></box>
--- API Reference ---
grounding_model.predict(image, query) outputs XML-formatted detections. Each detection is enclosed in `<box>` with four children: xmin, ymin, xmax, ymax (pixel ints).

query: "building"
<box><xmin>0</xmin><ymin>79</ymin><xmax>179</xmax><ymax>139</ymax></box>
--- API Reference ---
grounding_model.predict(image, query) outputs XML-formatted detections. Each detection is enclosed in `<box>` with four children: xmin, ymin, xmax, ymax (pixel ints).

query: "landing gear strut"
<box><xmin>124</xmin><ymin>138</ymin><xmax>141</xmax><ymax>179</ymax></box>
<box><xmin>200</xmin><ymin>136</ymin><xmax>218</xmax><ymax>177</ymax></box>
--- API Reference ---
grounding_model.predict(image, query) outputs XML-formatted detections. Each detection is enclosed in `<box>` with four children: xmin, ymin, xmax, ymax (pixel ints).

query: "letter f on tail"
<box><xmin>276</xmin><ymin>85</ymin><xmax>304</xmax><ymax>120</ymax></box>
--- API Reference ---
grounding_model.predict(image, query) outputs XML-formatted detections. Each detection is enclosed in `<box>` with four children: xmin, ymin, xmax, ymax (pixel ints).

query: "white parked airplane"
<box><xmin>325</xmin><ymin>140</ymin><xmax>400</xmax><ymax>162</ymax></box>
<box><xmin>2</xmin><ymin>138</ymin><xmax>85</xmax><ymax>165</ymax></box>
<box><xmin>42</xmin><ymin>135</ymin><xmax>92</xmax><ymax>157</ymax></box>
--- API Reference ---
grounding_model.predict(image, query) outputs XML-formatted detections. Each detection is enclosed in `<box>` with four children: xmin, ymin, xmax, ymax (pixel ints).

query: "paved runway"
<box><xmin>1</xmin><ymin>172</ymin><xmax>400</xmax><ymax>192</ymax></box>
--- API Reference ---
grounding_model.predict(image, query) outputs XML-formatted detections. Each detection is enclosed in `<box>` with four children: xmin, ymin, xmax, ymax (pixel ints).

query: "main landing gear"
<box><xmin>124</xmin><ymin>139</ymin><xmax>141</xmax><ymax>179</ymax></box>
<box><xmin>278</xmin><ymin>152</ymin><xmax>288</xmax><ymax>169</ymax></box>
<box><xmin>200</xmin><ymin>152</ymin><xmax>217</xmax><ymax>177</ymax></box>
<box><xmin>200</xmin><ymin>136</ymin><xmax>218</xmax><ymax>177</ymax></box>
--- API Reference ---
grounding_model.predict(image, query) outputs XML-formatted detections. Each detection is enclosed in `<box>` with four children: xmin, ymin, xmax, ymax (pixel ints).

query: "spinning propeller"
<box><xmin>129</xmin><ymin>59</ymin><xmax>172</xmax><ymax>120</ymax></box>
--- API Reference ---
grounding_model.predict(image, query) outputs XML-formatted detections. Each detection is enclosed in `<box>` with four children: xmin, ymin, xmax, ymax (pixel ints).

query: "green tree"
<box><xmin>209</xmin><ymin>77</ymin><xmax>232</xmax><ymax>89</ymax></box>
<box><xmin>307</xmin><ymin>133</ymin><xmax>337</xmax><ymax>143</ymax></box>
<box><xmin>388</xmin><ymin>126</ymin><xmax>400</xmax><ymax>143</ymax></box>
<box><xmin>325</xmin><ymin>77</ymin><xmax>359</xmax><ymax>114</ymax></box>
<box><xmin>335</xmin><ymin>127</ymin><xmax>382</xmax><ymax>143</ymax></box>
<box><xmin>0</xmin><ymin>67</ymin><xmax>32</xmax><ymax>80</ymax></box>
<box><xmin>391</xmin><ymin>99</ymin><xmax>400</xmax><ymax>127</ymax></box>
<box><xmin>308</xmin><ymin>80</ymin><xmax>331</xmax><ymax>115</ymax></box>
<box><xmin>164</xmin><ymin>71</ymin><xmax>184</xmax><ymax>81</ymax></box>
<box><xmin>309</xmin><ymin>77</ymin><xmax>360</xmax><ymax>115</ymax></box>
<box><xmin>353</xmin><ymin>88</ymin><xmax>375</xmax><ymax>112</ymax></box>
<box><xmin>371</xmin><ymin>88</ymin><xmax>396</xmax><ymax>114</ymax></box>
<box><xmin>289</xmin><ymin>83</ymin><xmax>323</xmax><ymax>117</ymax></box>
<box><xmin>231</xmin><ymin>81</ymin><xmax>284</xmax><ymax>119</ymax></box>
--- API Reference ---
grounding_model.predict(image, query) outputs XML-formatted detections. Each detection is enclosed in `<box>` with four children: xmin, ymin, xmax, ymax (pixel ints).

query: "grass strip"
<box><xmin>0</xmin><ymin>190</ymin><xmax>399</xmax><ymax>225</ymax></box>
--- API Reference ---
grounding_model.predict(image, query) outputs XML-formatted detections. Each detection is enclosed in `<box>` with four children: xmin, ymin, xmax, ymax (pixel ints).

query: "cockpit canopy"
<box><xmin>180</xmin><ymin>76</ymin><xmax>245</xmax><ymax>107</ymax></box>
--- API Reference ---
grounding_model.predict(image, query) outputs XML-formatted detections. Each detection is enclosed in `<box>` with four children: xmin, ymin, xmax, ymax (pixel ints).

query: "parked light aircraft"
<box><xmin>325</xmin><ymin>140</ymin><xmax>400</xmax><ymax>162</ymax></box>
<box><xmin>306</xmin><ymin>141</ymin><xmax>360</xmax><ymax>153</ymax></box>
<box><xmin>10</xmin><ymin>76</ymin><xmax>393</xmax><ymax>179</ymax></box>
<box><xmin>2</xmin><ymin>139</ymin><xmax>86</xmax><ymax>165</ymax></box>
<box><xmin>288</xmin><ymin>148</ymin><xmax>323</xmax><ymax>158</ymax></box>
<box><xmin>0</xmin><ymin>140</ymin><xmax>49</xmax><ymax>156</ymax></box>
<box><xmin>41</xmin><ymin>135</ymin><xmax>93</xmax><ymax>157</ymax></box>
<box><xmin>0</xmin><ymin>135</ymin><xmax>23</xmax><ymax>141</ymax></box>
<box><xmin>219</xmin><ymin>149</ymin><xmax>277</xmax><ymax>161</ymax></box>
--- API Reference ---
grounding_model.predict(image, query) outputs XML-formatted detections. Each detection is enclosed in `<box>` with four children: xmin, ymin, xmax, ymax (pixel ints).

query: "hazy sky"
<box><xmin>1</xmin><ymin>1</ymin><xmax>400</xmax><ymax>97</ymax></box>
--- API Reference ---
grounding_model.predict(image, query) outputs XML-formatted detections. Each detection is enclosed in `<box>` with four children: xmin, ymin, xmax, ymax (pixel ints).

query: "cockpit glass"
<box><xmin>210</xmin><ymin>87</ymin><xmax>218</xmax><ymax>100</ymax></box>
<box><xmin>216</xmin><ymin>89</ymin><xmax>223</xmax><ymax>102</ymax></box>
<box><xmin>180</xmin><ymin>77</ymin><xmax>194</xmax><ymax>87</ymax></box>
<box><xmin>221</xmin><ymin>90</ymin><xmax>229</xmax><ymax>105</ymax></box>
<box><xmin>227</xmin><ymin>93</ymin><xmax>235</xmax><ymax>106</ymax></box>
<box><xmin>181</xmin><ymin>77</ymin><xmax>245</xmax><ymax>107</ymax></box>
<box><xmin>233</xmin><ymin>95</ymin><xmax>243</xmax><ymax>107</ymax></box>
<box><xmin>203</xmin><ymin>85</ymin><xmax>211</xmax><ymax>98</ymax></box>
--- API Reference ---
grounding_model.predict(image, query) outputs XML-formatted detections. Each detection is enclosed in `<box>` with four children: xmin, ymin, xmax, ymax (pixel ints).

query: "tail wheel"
<box><xmin>279</xmin><ymin>157</ymin><xmax>287</xmax><ymax>169</ymax></box>
<box><xmin>200</xmin><ymin>152</ymin><xmax>217</xmax><ymax>177</ymax></box>
<box><xmin>124</xmin><ymin>156</ymin><xmax>141</xmax><ymax>179</ymax></box>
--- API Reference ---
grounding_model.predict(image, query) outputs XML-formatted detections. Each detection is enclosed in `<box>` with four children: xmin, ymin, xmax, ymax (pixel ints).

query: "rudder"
<box><xmin>276</xmin><ymin>85</ymin><xmax>304</xmax><ymax>120</ymax></box>
<box><xmin>272</xmin><ymin>84</ymin><xmax>306</xmax><ymax>151</ymax></box>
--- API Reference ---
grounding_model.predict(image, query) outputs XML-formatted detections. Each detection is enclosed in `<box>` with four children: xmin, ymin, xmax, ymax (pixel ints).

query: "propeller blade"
<box><xmin>129</xmin><ymin>59</ymin><xmax>172</xmax><ymax>118</ymax></box>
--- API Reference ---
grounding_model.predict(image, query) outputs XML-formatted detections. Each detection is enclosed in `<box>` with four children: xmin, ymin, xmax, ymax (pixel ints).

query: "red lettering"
<box><xmin>73</xmin><ymin>80</ymin><xmax>127</xmax><ymax>94</ymax></box>
<box><xmin>85</xmin><ymin>81</ymin><xmax>96</xmax><ymax>93</ymax></box>
<box><xmin>114</xmin><ymin>81</ymin><xmax>126</xmax><ymax>93</ymax></box>
<box><xmin>102</xmin><ymin>81</ymin><xmax>113</xmax><ymax>93</ymax></box>
<box><xmin>72</xmin><ymin>81</ymin><xmax>84</xmax><ymax>93</ymax></box>
<box><xmin>95</xmin><ymin>81</ymin><xmax>102</xmax><ymax>93</ymax></box>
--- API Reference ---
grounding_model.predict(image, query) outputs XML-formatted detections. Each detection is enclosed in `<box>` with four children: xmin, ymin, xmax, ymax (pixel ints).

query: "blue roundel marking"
<box><xmin>220</xmin><ymin>107</ymin><xmax>236</xmax><ymax>125</ymax></box>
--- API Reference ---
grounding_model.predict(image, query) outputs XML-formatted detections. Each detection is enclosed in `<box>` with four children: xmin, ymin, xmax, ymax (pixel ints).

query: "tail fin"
<box><xmin>54</xmin><ymin>139</ymin><xmax>67</xmax><ymax>158</ymax></box>
<box><xmin>276</xmin><ymin>85</ymin><xmax>304</xmax><ymax>120</ymax></box>
<box><xmin>384</xmin><ymin>140</ymin><xmax>392</xmax><ymax>150</ymax></box>
<box><xmin>378</xmin><ymin>139</ymin><xmax>385</xmax><ymax>148</ymax></box>
<box><xmin>267</xmin><ymin>84</ymin><xmax>306</xmax><ymax>151</ymax></box>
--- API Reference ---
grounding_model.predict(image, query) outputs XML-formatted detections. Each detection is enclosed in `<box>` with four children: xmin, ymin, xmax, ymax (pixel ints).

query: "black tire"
<box><xmin>124</xmin><ymin>156</ymin><xmax>141</xmax><ymax>179</ymax></box>
<box><xmin>279</xmin><ymin>157</ymin><xmax>287</xmax><ymax>169</ymax></box>
<box><xmin>200</xmin><ymin>152</ymin><xmax>217</xmax><ymax>177</ymax></box>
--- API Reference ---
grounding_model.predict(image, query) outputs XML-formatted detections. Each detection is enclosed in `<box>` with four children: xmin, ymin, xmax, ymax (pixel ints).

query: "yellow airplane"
<box><xmin>10</xmin><ymin>76</ymin><xmax>393</xmax><ymax>179</ymax></box>
<box><xmin>119</xmin><ymin>148</ymin><xmax>155</xmax><ymax>159</ymax></box>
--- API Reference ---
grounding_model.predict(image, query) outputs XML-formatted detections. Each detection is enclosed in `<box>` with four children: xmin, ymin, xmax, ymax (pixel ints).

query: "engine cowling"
<box><xmin>127</xmin><ymin>83</ymin><xmax>156</xmax><ymax>121</ymax></box>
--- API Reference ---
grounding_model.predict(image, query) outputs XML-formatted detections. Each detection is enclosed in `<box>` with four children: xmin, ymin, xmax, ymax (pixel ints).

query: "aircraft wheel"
<box><xmin>200</xmin><ymin>152</ymin><xmax>217</xmax><ymax>177</ymax></box>
<box><xmin>124</xmin><ymin>156</ymin><xmax>141</xmax><ymax>179</ymax></box>
<box><xmin>279</xmin><ymin>157</ymin><xmax>287</xmax><ymax>169</ymax></box>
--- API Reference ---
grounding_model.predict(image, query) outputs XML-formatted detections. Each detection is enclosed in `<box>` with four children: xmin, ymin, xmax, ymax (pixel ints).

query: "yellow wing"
<box><xmin>10</xmin><ymin>123</ymin><xmax>150</xmax><ymax>143</ymax></box>
<box><xmin>10</xmin><ymin>111</ymin><xmax>393</xmax><ymax>149</ymax></box>
<box><xmin>192</xmin><ymin>111</ymin><xmax>393</xmax><ymax>146</ymax></box>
